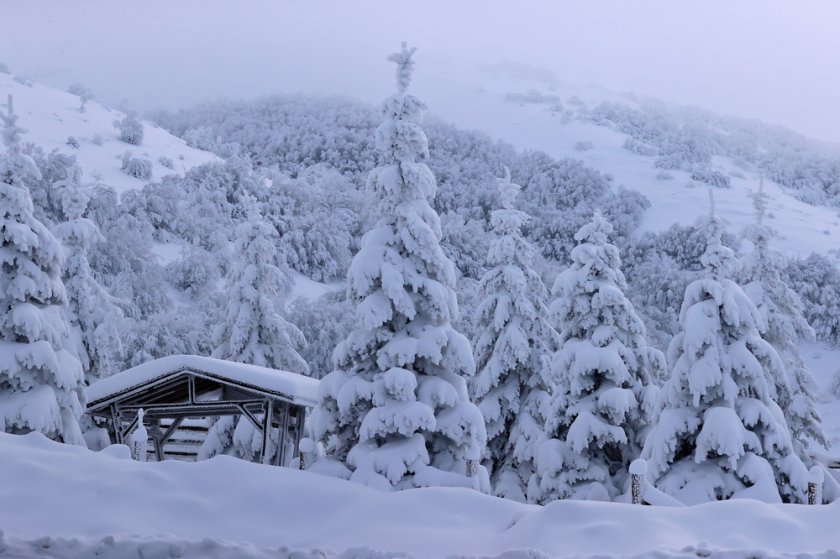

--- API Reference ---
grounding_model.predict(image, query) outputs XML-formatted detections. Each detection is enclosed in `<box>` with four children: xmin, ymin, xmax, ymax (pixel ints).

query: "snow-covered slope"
<box><xmin>0</xmin><ymin>72</ymin><xmax>217</xmax><ymax>193</ymax></box>
<box><xmin>2</xmin><ymin>432</ymin><xmax>840</xmax><ymax>558</ymax></box>
<box><xmin>418</xmin><ymin>63</ymin><xmax>840</xmax><ymax>256</ymax></box>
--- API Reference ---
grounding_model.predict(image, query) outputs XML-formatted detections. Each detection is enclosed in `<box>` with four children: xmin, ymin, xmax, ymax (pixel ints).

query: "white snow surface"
<box><xmin>1</xmin><ymin>432</ymin><xmax>840</xmax><ymax>558</ymax></box>
<box><xmin>86</xmin><ymin>354</ymin><xmax>318</xmax><ymax>408</ymax></box>
<box><xmin>0</xmin><ymin>72</ymin><xmax>217</xmax><ymax>194</ymax></box>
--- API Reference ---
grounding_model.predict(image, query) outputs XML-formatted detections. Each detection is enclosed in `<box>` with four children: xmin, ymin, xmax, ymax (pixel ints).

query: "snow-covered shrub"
<box><xmin>504</xmin><ymin>90</ymin><xmax>561</xmax><ymax>107</ymax></box>
<box><xmin>67</xmin><ymin>83</ymin><xmax>93</xmax><ymax>113</ymax></box>
<box><xmin>641</xmin><ymin>216</ymin><xmax>809</xmax><ymax>504</ymax></box>
<box><xmin>288</xmin><ymin>291</ymin><xmax>355</xmax><ymax>379</ymax></box>
<box><xmin>691</xmin><ymin>167</ymin><xmax>731</xmax><ymax>188</ymax></box>
<box><xmin>264</xmin><ymin>165</ymin><xmax>364</xmax><ymax>282</ymax></box>
<box><xmin>182</xmin><ymin>127</ymin><xmax>217</xmax><ymax>151</ymax></box>
<box><xmin>0</xmin><ymin>97</ymin><xmax>86</xmax><ymax>444</ymax></box>
<box><xmin>122</xmin><ymin>306</ymin><xmax>215</xmax><ymax>368</ymax></box>
<box><xmin>164</xmin><ymin>247</ymin><xmax>220</xmax><ymax>298</ymax></box>
<box><xmin>114</xmin><ymin>113</ymin><xmax>143</xmax><ymax>145</ymax></box>
<box><xmin>66</xmin><ymin>136</ymin><xmax>79</xmax><ymax>149</ymax></box>
<box><xmin>472</xmin><ymin>169</ymin><xmax>559</xmax><ymax>502</ymax></box>
<box><xmin>313</xmin><ymin>44</ymin><xmax>487</xmax><ymax>491</ymax></box>
<box><xmin>158</xmin><ymin>156</ymin><xmax>174</xmax><ymax>169</ymax></box>
<box><xmin>531</xmin><ymin>213</ymin><xmax>662</xmax><ymax>503</ymax></box>
<box><xmin>574</xmin><ymin>140</ymin><xmax>593</xmax><ymax>152</ymax></box>
<box><xmin>783</xmin><ymin>253</ymin><xmax>840</xmax><ymax>347</ymax></box>
<box><xmin>0</xmin><ymin>63</ymin><xmax>8</xmax><ymax>74</ymax></box>
<box><xmin>623</xmin><ymin>138</ymin><xmax>658</xmax><ymax>157</ymax></box>
<box><xmin>441</xmin><ymin>211</ymin><xmax>491</xmax><ymax>281</ymax></box>
<box><xmin>121</xmin><ymin>152</ymin><xmax>152</xmax><ymax>180</ymax></box>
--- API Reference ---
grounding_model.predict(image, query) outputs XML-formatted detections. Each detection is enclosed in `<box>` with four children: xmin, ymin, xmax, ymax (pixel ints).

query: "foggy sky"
<box><xmin>2</xmin><ymin>0</ymin><xmax>838</xmax><ymax>142</ymax></box>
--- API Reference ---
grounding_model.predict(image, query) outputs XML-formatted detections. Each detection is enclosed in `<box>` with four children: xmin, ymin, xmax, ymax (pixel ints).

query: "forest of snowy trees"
<box><xmin>2</xmin><ymin>41</ymin><xmax>840</xmax><ymax>508</ymax></box>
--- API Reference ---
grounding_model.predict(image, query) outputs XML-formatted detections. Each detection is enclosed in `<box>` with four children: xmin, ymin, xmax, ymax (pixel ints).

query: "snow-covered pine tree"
<box><xmin>641</xmin><ymin>207</ymin><xmax>810</xmax><ymax>504</ymax></box>
<box><xmin>312</xmin><ymin>44</ymin><xmax>487</xmax><ymax>490</ymax></box>
<box><xmin>53</xmin><ymin>169</ymin><xmax>123</xmax><ymax>386</ymax></box>
<box><xmin>531</xmin><ymin>212</ymin><xmax>662</xmax><ymax>502</ymax></box>
<box><xmin>200</xmin><ymin>203</ymin><xmax>308</xmax><ymax>461</ymax></box>
<box><xmin>742</xmin><ymin>181</ymin><xmax>826</xmax><ymax>456</ymax></box>
<box><xmin>472</xmin><ymin>167</ymin><xmax>558</xmax><ymax>501</ymax></box>
<box><xmin>0</xmin><ymin>96</ymin><xmax>86</xmax><ymax>445</ymax></box>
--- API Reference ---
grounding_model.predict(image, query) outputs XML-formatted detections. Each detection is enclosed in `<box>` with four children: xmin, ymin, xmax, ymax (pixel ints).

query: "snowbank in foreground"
<box><xmin>1</xmin><ymin>433</ymin><xmax>839</xmax><ymax>558</ymax></box>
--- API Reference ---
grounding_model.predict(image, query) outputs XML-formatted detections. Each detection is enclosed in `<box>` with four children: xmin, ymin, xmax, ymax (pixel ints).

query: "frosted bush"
<box><xmin>114</xmin><ymin>113</ymin><xmax>144</xmax><ymax>145</ymax></box>
<box><xmin>121</xmin><ymin>152</ymin><xmax>152</xmax><ymax>180</ymax></box>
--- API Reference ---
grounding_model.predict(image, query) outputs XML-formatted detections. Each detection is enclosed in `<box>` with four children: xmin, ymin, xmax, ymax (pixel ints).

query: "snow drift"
<box><xmin>1</xmin><ymin>432</ymin><xmax>839</xmax><ymax>558</ymax></box>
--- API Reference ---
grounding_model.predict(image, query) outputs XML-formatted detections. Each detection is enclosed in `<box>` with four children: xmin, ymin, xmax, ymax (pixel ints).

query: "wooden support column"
<box><xmin>294</xmin><ymin>407</ymin><xmax>306</xmax><ymax>466</ymax></box>
<box><xmin>277</xmin><ymin>402</ymin><xmax>291</xmax><ymax>467</ymax></box>
<box><xmin>260</xmin><ymin>399</ymin><xmax>274</xmax><ymax>465</ymax></box>
<box><xmin>272</xmin><ymin>403</ymin><xmax>285</xmax><ymax>467</ymax></box>
<box><xmin>111</xmin><ymin>405</ymin><xmax>123</xmax><ymax>444</ymax></box>
<box><xmin>149</xmin><ymin>419</ymin><xmax>164</xmax><ymax>462</ymax></box>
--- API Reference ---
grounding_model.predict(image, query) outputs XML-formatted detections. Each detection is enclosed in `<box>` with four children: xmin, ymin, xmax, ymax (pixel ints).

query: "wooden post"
<box><xmin>260</xmin><ymin>399</ymin><xmax>274</xmax><ymax>465</ymax></box>
<box><xmin>808</xmin><ymin>466</ymin><xmax>824</xmax><ymax>505</ymax></box>
<box><xmin>277</xmin><ymin>402</ymin><xmax>291</xmax><ymax>467</ymax></box>
<box><xmin>629</xmin><ymin>459</ymin><xmax>647</xmax><ymax>505</ymax></box>
<box><xmin>111</xmin><ymin>405</ymin><xmax>123</xmax><ymax>444</ymax></box>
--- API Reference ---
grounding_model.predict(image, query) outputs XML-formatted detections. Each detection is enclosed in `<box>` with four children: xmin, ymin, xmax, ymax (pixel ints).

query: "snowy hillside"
<box><xmin>2</xmin><ymin>432</ymin><xmax>840</xmax><ymax>558</ymax></box>
<box><xmin>418</xmin><ymin>63</ymin><xmax>840</xmax><ymax>256</ymax></box>
<box><xmin>0</xmin><ymin>71</ymin><xmax>217</xmax><ymax>193</ymax></box>
<box><xmin>5</xmin><ymin>21</ymin><xmax>840</xmax><ymax>559</ymax></box>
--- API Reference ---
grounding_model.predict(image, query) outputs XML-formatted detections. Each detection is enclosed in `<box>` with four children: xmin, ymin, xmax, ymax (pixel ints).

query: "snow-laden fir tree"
<box><xmin>742</xmin><ymin>181</ymin><xmax>825</xmax><ymax>456</ymax></box>
<box><xmin>200</xmin><ymin>204</ymin><xmax>308</xmax><ymax>461</ymax></box>
<box><xmin>472</xmin><ymin>167</ymin><xmax>558</xmax><ymax>501</ymax></box>
<box><xmin>312</xmin><ymin>44</ymin><xmax>487</xmax><ymax>490</ymax></box>
<box><xmin>53</xmin><ymin>169</ymin><xmax>123</xmax><ymax>386</ymax></box>
<box><xmin>641</xmin><ymin>205</ymin><xmax>810</xmax><ymax>504</ymax></box>
<box><xmin>531</xmin><ymin>212</ymin><xmax>662</xmax><ymax>502</ymax></box>
<box><xmin>0</xmin><ymin>96</ymin><xmax>86</xmax><ymax>444</ymax></box>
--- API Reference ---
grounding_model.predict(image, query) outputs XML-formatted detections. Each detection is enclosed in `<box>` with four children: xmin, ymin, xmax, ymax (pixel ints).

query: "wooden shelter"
<box><xmin>86</xmin><ymin>354</ymin><xmax>318</xmax><ymax>466</ymax></box>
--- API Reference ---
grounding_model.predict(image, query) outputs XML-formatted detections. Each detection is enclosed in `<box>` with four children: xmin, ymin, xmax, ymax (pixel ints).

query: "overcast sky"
<box><xmin>2</xmin><ymin>0</ymin><xmax>839</xmax><ymax>142</ymax></box>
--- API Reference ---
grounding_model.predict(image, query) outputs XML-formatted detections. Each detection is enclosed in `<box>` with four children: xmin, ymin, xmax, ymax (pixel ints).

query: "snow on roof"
<box><xmin>86</xmin><ymin>355</ymin><xmax>318</xmax><ymax>409</ymax></box>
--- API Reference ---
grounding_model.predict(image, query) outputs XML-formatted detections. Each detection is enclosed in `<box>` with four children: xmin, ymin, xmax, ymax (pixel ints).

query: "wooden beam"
<box><xmin>159</xmin><ymin>417</ymin><xmax>185</xmax><ymax>446</ymax></box>
<box><xmin>119</xmin><ymin>399</ymin><xmax>265</xmax><ymax>413</ymax></box>
<box><xmin>119</xmin><ymin>414</ymin><xmax>139</xmax><ymax>442</ymax></box>
<box><xmin>237</xmin><ymin>403</ymin><xmax>263</xmax><ymax>431</ymax></box>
